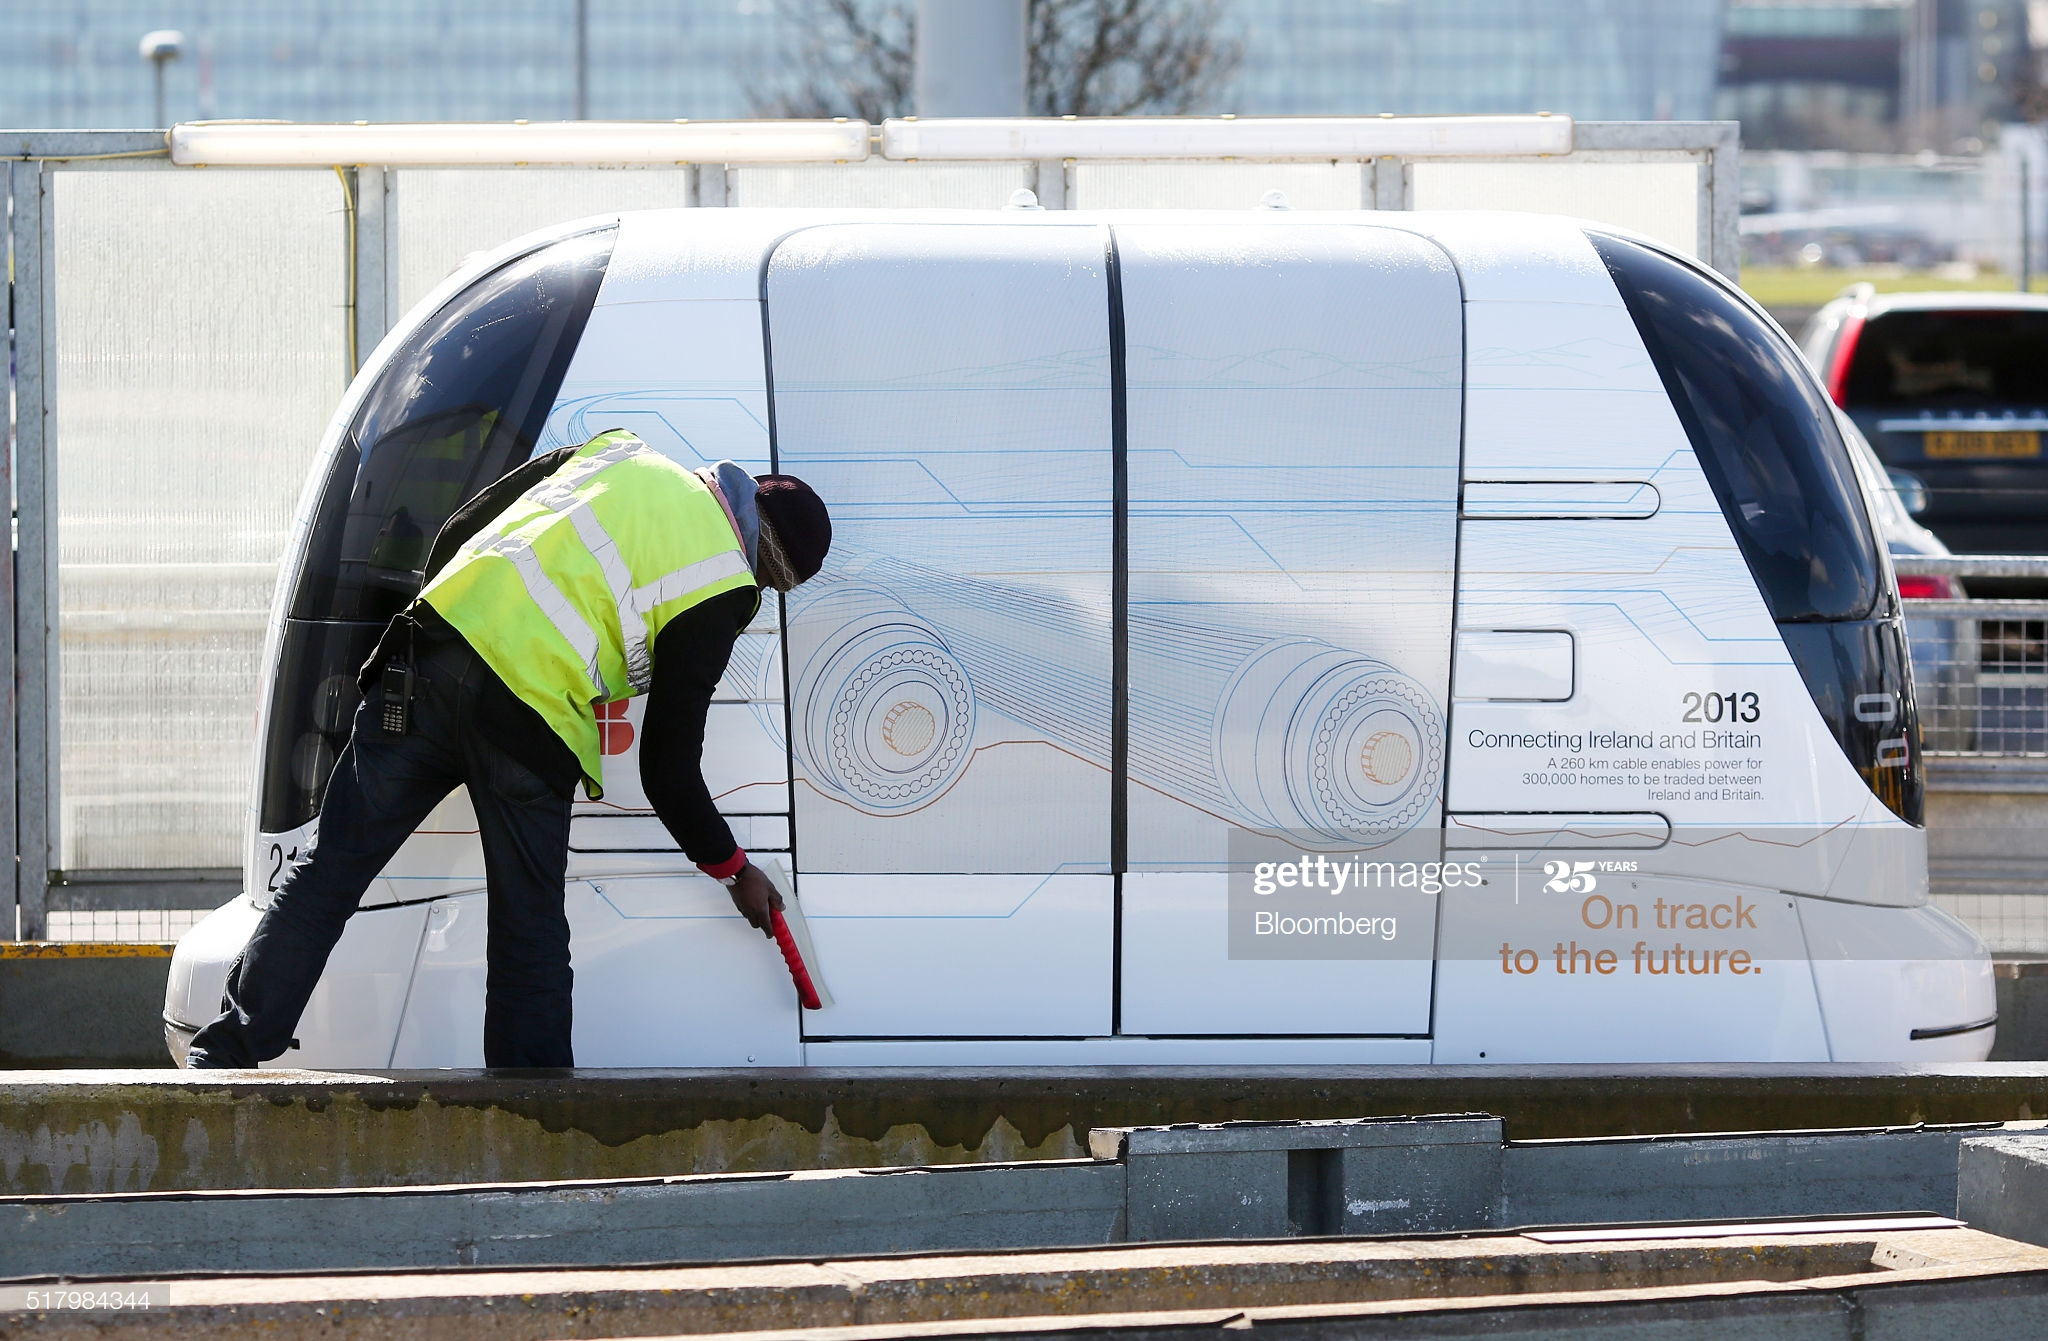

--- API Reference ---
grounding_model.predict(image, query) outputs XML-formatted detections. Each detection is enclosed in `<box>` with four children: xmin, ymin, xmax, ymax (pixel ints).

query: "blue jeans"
<box><xmin>189</xmin><ymin>635</ymin><xmax>576</xmax><ymax>1069</ymax></box>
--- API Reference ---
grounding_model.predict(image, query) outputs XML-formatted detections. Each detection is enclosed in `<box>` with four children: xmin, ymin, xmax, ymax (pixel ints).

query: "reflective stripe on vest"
<box><xmin>467</xmin><ymin>436</ymin><xmax>646</xmax><ymax>698</ymax></box>
<box><xmin>475</xmin><ymin>526</ymin><xmax>608</xmax><ymax>698</ymax></box>
<box><xmin>522</xmin><ymin>449</ymin><xmax>753</xmax><ymax>694</ymax></box>
<box><xmin>419</xmin><ymin>431</ymin><xmax>759</xmax><ymax>794</ymax></box>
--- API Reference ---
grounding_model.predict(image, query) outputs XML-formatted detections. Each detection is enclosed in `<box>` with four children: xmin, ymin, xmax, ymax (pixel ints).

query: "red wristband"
<box><xmin>699</xmin><ymin>847</ymin><xmax>747</xmax><ymax>882</ymax></box>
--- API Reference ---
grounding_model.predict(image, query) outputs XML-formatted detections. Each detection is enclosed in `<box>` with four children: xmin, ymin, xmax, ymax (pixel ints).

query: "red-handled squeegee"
<box><xmin>770</xmin><ymin>906</ymin><xmax>823</xmax><ymax>1010</ymax></box>
<box><xmin>758</xmin><ymin>856</ymin><xmax>832</xmax><ymax>1011</ymax></box>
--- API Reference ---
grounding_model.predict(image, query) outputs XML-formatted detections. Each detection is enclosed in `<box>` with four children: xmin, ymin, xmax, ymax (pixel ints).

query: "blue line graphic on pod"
<box><xmin>775</xmin><ymin>552</ymin><xmax>1446</xmax><ymax>840</ymax></box>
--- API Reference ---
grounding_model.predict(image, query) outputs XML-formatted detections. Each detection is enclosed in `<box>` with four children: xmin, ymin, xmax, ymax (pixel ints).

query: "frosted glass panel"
<box><xmin>54</xmin><ymin>169</ymin><xmax>349</xmax><ymax>870</ymax></box>
<box><xmin>394</xmin><ymin>167</ymin><xmax>686</xmax><ymax>313</ymax></box>
<box><xmin>1410</xmin><ymin>160</ymin><xmax>1700</xmax><ymax>258</ymax></box>
<box><xmin>733</xmin><ymin>162</ymin><xmax>1030</xmax><ymax>208</ymax></box>
<box><xmin>1073</xmin><ymin>162</ymin><xmax>1367</xmax><ymax>210</ymax></box>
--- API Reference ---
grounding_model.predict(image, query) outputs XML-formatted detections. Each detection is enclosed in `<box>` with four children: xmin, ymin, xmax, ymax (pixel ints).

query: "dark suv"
<box><xmin>1802</xmin><ymin>287</ymin><xmax>2048</xmax><ymax>555</ymax></box>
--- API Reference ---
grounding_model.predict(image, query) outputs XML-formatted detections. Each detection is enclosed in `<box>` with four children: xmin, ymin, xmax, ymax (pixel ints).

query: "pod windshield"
<box><xmin>290</xmin><ymin>227</ymin><xmax>615</xmax><ymax>624</ymax></box>
<box><xmin>1591</xmin><ymin>232</ymin><xmax>1880</xmax><ymax>623</ymax></box>
<box><xmin>260</xmin><ymin>228</ymin><xmax>613</xmax><ymax>834</ymax></box>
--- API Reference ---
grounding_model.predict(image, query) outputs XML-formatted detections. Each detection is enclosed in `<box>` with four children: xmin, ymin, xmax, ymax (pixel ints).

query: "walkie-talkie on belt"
<box><xmin>377</xmin><ymin>613</ymin><xmax>417</xmax><ymax>737</ymax></box>
<box><xmin>377</xmin><ymin>660</ymin><xmax>414</xmax><ymax>736</ymax></box>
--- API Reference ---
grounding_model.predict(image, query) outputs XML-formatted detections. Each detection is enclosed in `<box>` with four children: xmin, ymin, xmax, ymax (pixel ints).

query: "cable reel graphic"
<box><xmin>1215</xmin><ymin>639</ymin><xmax>1445</xmax><ymax>842</ymax></box>
<box><xmin>793</xmin><ymin>587</ymin><xmax>978</xmax><ymax>815</ymax></box>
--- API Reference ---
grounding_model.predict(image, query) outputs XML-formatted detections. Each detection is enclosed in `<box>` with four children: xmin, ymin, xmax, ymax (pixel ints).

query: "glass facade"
<box><xmin>0</xmin><ymin>0</ymin><xmax>1727</xmax><ymax>128</ymax></box>
<box><xmin>1228</xmin><ymin>0</ymin><xmax>1726</xmax><ymax>120</ymax></box>
<box><xmin>0</xmin><ymin>1</ymin><xmax>793</xmax><ymax>126</ymax></box>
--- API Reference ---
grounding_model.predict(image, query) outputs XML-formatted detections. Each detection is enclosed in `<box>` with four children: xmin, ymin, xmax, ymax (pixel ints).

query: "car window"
<box><xmin>1844</xmin><ymin>308</ymin><xmax>2048</xmax><ymax>407</ymax></box>
<box><xmin>1835</xmin><ymin>410</ymin><xmax>1938</xmax><ymax>555</ymax></box>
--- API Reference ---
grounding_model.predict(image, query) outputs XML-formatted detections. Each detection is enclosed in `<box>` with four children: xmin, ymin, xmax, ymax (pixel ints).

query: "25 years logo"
<box><xmin>1543</xmin><ymin>860</ymin><xmax>1598</xmax><ymax>894</ymax></box>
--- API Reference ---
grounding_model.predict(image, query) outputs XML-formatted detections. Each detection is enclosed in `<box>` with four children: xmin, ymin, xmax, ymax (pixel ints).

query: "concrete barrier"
<box><xmin>3</xmin><ymin>1115</ymin><xmax>2032</xmax><ymax>1278</ymax></box>
<box><xmin>7</xmin><ymin>1066</ymin><xmax>2048</xmax><ymax>1195</ymax></box>
<box><xmin>1512</xmin><ymin>1125</ymin><xmax>1984</xmax><ymax>1226</ymax></box>
<box><xmin>0</xmin><ymin>946</ymin><xmax>172</xmax><ymax>1070</ymax></box>
<box><xmin>1994</xmin><ymin>960</ymin><xmax>2048</xmax><ymax>1061</ymax></box>
<box><xmin>0</xmin><ymin>1161</ymin><xmax>1128</xmax><ymax>1277</ymax></box>
<box><xmin>1958</xmin><ymin>1131</ymin><xmax>2048</xmax><ymax>1249</ymax></box>
<box><xmin>1096</xmin><ymin>1116</ymin><xmax>1505</xmax><ymax>1240</ymax></box>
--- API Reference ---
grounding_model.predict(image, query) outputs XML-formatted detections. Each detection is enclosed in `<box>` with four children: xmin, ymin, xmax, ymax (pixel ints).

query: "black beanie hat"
<box><xmin>754</xmin><ymin>474</ymin><xmax>832</xmax><ymax>583</ymax></box>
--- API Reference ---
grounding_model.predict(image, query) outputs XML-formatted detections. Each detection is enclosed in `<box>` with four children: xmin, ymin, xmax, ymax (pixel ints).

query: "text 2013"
<box><xmin>1681</xmin><ymin>691</ymin><xmax>1759</xmax><ymax>724</ymax></box>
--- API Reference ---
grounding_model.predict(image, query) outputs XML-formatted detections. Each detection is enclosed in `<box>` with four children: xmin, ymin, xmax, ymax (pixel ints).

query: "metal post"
<box><xmin>1030</xmin><ymin>160</ymin><xmax>1068</xmax><ymax>209</ymax></box>
<box><xmin>915</xmin><ymin>0</ymin><xmax>1027</xmax><ymax>117</ymax></box>
<box><xmin>10</xmin><ymin>160</ymin><xmax>54</xmax><ymax>940</ymax></box>
<box><xmin>574</xmin><ymin>0</ymin><xmax>590</xmax><ymax>120</ymax></box>
<box><xmin>2021</xmin><ymin>152</ymin><xmax>2032</xmax><ymax>295</ymax></box>
<box><xmin>140</xmin><ymin>31</ymin><xmax>184</xmax><ymax>130</ymax></box>
<box><xmin>1372</xmin><ymin>158</ymin><xmax>1407</xmax><ymax>210</ymax></box>
<box><xmin>350</xmin><ymin>168</ymin><xmax>390</xmax><ymax>362</ymax></box>
<box><xmin>1708</xmin><ymin>120</ymin><xmax>1742</xmax><ymax>282</ymax></box>
<box><xmin>1902</xmin><ymin>0</ymin><xmax>1937</xmax><ymax>151</ymax></box>
<box><xmin>692</xmin><ymin>164</ymin><xmax>730</xmax><ymax>208</ymax></box>
<box><xmin>1</xmin><ymin>164</ymin><xmax>19</xmax><ymax>938</ymax></box>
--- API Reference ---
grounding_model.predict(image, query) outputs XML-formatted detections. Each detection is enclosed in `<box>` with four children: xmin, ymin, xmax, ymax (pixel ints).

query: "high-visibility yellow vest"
<box><xmin>420</xmin><ymin>430</ymin><xmax>760</xmax><ymax>796</ymax></box>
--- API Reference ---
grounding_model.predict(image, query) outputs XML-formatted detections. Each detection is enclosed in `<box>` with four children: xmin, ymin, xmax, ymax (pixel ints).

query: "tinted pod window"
<box><xmin>259</xmin><ymin>229</ymin><xmax>613</xmax><ymax>835</ymax></box>
<box><xmin>292</xmin><ymin>228</ymin><xmax>615</xmax><ymax>623</ymax></box>
<box><xmin>1592</xmin><ymin>233</ymin><xmax>1920</xmax><ymax>824</ymax></box>
<box><xmin>1780</xmin><ymin>621</ymin><xmax>1923</xmax><ymax>826</ymax></box>
<box><xmin>1591</xmin><ymin>234</ymin><xmax>1877</xmax><ymax>622</ymax></box>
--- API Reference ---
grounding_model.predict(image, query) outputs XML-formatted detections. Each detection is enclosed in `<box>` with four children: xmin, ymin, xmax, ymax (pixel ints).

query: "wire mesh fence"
<box><xmin>1901</xmin><ymin>556</ymin><xmax>2048</xmax><ymax>956</ymax></box>
<box><xmin>43</xmin><ymin>909</ymin><xmax>206</xmax><ymax>943</ymax></box>
<box><xmin>1932</xmin><ymin>895</ymin><xmax>2048</xmax><ymax>957</ymax></box>
<box><xmin>1905</xmin><ymin>602</ymin><xmax>2048</xmax><ymax>757</ymax></box>
<box><xmin>1900</xmin><ymin>558</ymin><xmax>2048</xmax><ymax>759</ymax></box>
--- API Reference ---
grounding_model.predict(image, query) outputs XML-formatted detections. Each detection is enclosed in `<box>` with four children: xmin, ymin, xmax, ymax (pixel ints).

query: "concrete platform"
<box><xmin>6</xmin><ymin>1065</ymin><xmax>2048</xmax><ymax>1194</ymax></box>
<box><xmin>3</xmin><ymin>1224</ymin><xmax>2044</xmax><ymax>1340</ymax></box>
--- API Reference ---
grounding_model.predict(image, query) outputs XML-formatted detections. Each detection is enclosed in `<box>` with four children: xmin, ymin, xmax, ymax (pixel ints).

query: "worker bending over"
<box><xmin>188</xmin><ymin>430</ymin><xmax>831</xmax><ymax>1068</ymax></box>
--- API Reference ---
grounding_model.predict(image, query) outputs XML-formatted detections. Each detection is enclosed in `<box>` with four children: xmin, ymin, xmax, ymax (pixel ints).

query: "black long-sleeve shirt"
<box><xmin>363</xmin><ymin>446</ymin><xmax>755</xmax><ymax>871</ymax></box>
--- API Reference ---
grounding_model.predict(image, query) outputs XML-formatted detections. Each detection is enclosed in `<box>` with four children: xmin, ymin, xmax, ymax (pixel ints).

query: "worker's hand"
<box><xmin>727</xmin><ymin>862</ymin><xmax>783</xmax><ymax>939</ymax></box>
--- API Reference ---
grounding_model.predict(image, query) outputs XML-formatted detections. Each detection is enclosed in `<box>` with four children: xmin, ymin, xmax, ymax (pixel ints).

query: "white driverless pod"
<box><xmin>164</xmin><ymin>207</ymin><xmax>1997</xmax><ymax>1068</ymax></box>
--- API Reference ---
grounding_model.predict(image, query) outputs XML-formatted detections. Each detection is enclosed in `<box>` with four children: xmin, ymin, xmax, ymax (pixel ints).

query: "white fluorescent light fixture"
<box><xmin>883</xmin><ymin>115</ymin><xmax>1573</xmax><ymax>161</ymax></box>
<box><xmin>169</xmin><ymin>120</ymin><xmax>872</xmax><ymax>166</ymax></box>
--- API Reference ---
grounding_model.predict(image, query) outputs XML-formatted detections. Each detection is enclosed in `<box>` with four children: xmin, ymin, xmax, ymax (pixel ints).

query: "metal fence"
<box><xmin>1898</xmin><ymin>555</ymin><xmax>2048</xmax><ymax>955</ymax></box>
<box><xmin>8</xmin><ymin>118</ymin><xmax>1732</xmax><ymax>940</ymax></box>
<box><xmin>1897</xmin><ymin>556</ymin><xmax>2048</xmax><ymax>758</ymax></box>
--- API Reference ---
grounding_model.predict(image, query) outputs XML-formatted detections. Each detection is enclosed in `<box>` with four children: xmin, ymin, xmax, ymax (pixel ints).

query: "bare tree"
<box><xmin>753</xmin><ymin>0</ymin><xmax>1242</xmax><ymax>120</ymax></box>
<box><xmin>752</xmin><ymin>0</ymin><xmax>915</xmax><ymax>124</ymax></box>
<box><xmin>1029</xmin><ymin>0</ymin><xmax>1242</xmax><ymax>116</ymax></box>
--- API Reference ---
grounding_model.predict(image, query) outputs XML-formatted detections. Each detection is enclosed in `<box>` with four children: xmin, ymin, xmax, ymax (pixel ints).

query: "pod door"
<box><xmin>1116</xmin><ymin>223</ymin><xmax>1464</xmax><ymax>1036</ymax></box>
<box><xmin>766</xmin><ymin>222</ymin><xmax>1117</xmax><ymax>1039</ymax></box>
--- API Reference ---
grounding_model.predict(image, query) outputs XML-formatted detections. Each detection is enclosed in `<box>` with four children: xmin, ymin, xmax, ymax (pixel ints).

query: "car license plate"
<box><xmin>1924</xmin><ymin>430</ymin><xmax>2041</xmax><ymax>460</ymax></box>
